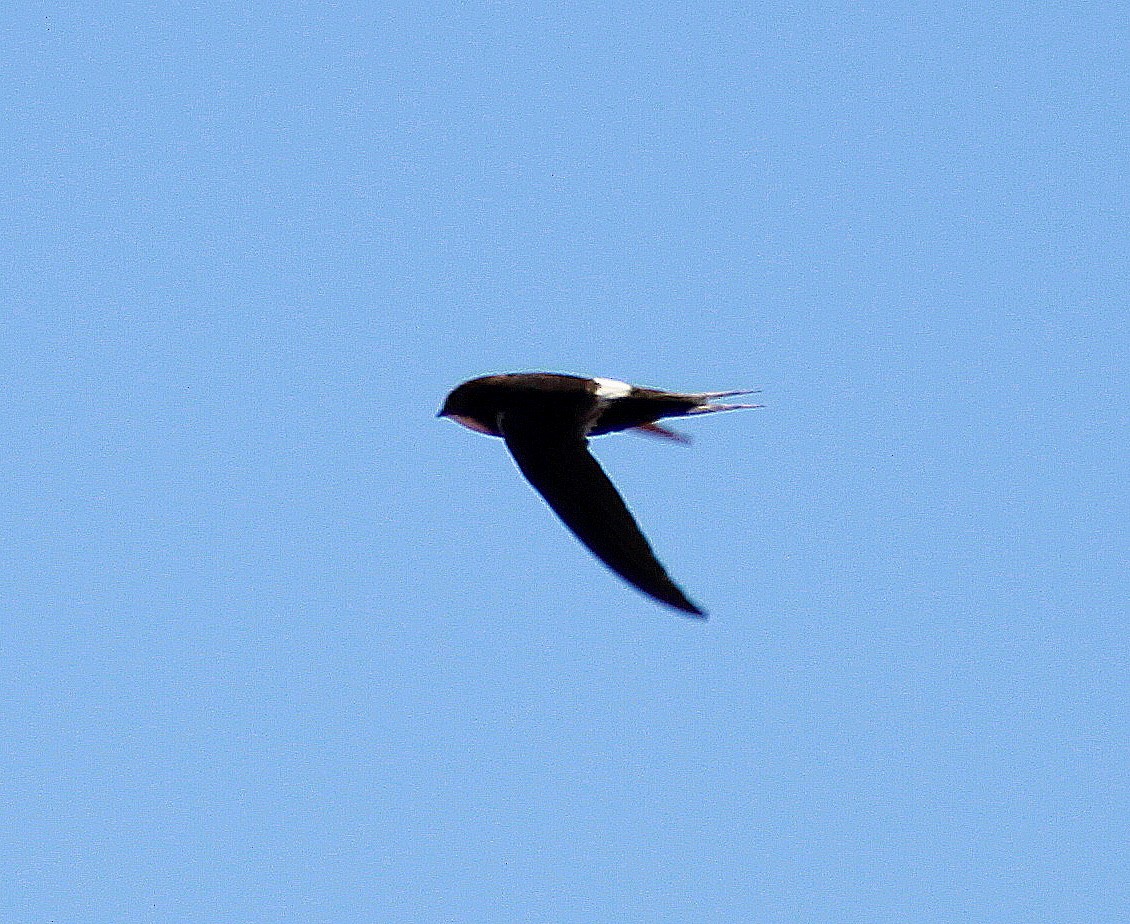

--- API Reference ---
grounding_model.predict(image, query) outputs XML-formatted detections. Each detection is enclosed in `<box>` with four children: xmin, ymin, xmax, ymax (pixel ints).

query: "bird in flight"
<box><xmin>438</xmin><ymin>372</ymin><xmax>761</xmax><ymax>617</ymax></box>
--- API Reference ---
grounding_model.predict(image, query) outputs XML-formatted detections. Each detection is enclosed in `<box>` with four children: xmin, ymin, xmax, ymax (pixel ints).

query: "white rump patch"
<box><xmin>592</xmin><ymin>377</ymin><xmax>633</xmax><ymax>399</ymax></box>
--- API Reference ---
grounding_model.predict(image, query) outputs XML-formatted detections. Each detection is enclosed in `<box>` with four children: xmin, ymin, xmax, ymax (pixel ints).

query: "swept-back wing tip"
<box><xmin>632</xmin><ymin>422</ymin><xmax>693</xmax><ymax>444</ymax></box>
<box><xmin>673</xmin><ymin>599</ymin><xmax>708</xmax><ymax>618</ymax></box>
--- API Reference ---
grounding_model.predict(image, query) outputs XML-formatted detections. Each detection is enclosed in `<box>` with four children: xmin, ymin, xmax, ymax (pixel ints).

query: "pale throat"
<box><xmin>449</xmin><ymin>414</ymin><xmax>499</xmax><ymax>436</ymax></box>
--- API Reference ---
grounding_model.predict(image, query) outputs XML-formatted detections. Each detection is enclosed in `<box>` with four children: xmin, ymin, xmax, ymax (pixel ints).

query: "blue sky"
<box><xmin>3</xmin><ymin>3</ymin><xmax>1127</xmax><ymax>921</ymax></box>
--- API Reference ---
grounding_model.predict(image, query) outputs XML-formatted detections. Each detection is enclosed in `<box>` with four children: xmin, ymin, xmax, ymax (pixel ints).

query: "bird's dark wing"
<box><xmin>499</xmin><ymin>409</ymin><xmax>704</xmax><ymax>617</ymax></box>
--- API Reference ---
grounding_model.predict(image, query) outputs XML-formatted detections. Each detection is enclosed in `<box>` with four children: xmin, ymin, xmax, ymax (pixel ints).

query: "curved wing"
<box><xmin>499</xmin><ymin>410</ymin><xmax>704</xmax><ymax>617</ymax></box>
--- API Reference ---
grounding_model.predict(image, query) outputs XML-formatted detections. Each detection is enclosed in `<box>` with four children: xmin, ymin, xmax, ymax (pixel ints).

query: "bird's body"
<box><xmin>438</xmin><ymin>372</ymin><xmax>760</xmax><ymax>617</ymax></box>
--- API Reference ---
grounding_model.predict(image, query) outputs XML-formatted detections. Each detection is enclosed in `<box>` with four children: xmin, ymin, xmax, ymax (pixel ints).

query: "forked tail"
<box><xmin>686</xmin><ymin>389</ymin><xmax>764</xmax><ymax>415</ymax></box>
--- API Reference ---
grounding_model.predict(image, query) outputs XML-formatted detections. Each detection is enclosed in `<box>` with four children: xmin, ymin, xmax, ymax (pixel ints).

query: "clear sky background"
<box><xmin>3</xmin><ymin>3</ymin><xmax>1127</xmax><ymax>922</ymax></box>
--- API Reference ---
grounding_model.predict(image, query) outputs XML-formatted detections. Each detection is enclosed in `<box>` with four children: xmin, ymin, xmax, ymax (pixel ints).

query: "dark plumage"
<box><xmin>438</xmin><ymin>372</ymin><xmax>760</xmax><ymax>617</ymax></box>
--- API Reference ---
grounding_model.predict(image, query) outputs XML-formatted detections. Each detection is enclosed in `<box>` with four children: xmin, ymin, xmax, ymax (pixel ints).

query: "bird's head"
<box><xmin>437</xmin><ymin>377</ymin><xmax>503</xmax><ymax>436</ymax></box>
